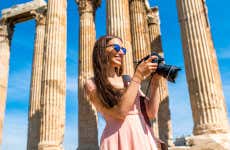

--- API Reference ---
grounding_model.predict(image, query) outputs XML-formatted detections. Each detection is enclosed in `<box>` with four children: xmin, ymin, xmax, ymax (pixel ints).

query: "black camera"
<box><xmin>137</xmin><ymin>52</ymin><xmax>181</xmax><ymax>83</ymax></box>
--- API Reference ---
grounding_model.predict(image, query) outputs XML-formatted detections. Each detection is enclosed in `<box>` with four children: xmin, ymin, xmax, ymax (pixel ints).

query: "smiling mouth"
<box><xmin>115</xmin><ymin>56</ymin><xmax>122</xmax><ymax>61</ymax></box>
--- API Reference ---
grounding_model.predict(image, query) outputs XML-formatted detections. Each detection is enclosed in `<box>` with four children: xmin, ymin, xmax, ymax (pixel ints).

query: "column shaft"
<box><xmin>0</xmin><ymin>23</ymin><xmax>13</xmax><ymax>144</ymax></box>
<box><xmin>148</xmin><ymin>7</ymin><xmax>174</xmax><ymax>146</ymax></box>
<box><xmin>38</xmin><ymin>0</ymin><xmax>67</xmax><ymax>149</ymax></box>
<box><xmin>106</xmin><ymin>0</ymin><xmax>134</xmax><ymax>75</ymax></box>
<box><xmin>27</xmin><ymin>13</ymin><xmax>46</xmax><ymax>150</ymax></box>
<box><xmin>177</xmin><ymin>0</ymin><xmax>229</xmax><ymax>135</ymax></box>
<box><xmin>77</xmin><ymin>0</ymin><xmax>100</xmax><ymax>149</ymax></box>
<box><xmin>129</xmin><ymin>0</ymin><xmax>150</xmax><ymax>63</ymax></box>
<box><xmin>129</xmin><ymin>0</ymin><xmax>151</xmax><ymax>98</ymax></box>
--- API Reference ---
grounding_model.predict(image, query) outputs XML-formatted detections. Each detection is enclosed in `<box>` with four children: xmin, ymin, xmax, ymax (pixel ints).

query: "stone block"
<box><xmin>186</xmin><ymin>133</ymin><xmax>230</xmax><ymax>150</ymax></box>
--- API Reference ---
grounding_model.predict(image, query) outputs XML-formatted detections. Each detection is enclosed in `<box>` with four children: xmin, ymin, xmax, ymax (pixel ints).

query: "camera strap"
<box><xmin>122</xmin><ymin>74</ymin><xmax>152</xmax><ymax>127</ymax></box>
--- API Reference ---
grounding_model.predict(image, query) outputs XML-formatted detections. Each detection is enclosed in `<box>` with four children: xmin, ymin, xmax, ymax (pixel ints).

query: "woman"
<box><xmin>84</xmin><ymin>35</ymin><xmax>161</xmax><ymax>150</ymax></box>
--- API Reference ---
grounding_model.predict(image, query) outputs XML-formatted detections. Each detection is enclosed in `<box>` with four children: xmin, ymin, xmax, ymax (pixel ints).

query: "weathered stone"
<box><xmin>1</xmin><ymin>0</ymin><xmax>46</xmax><ymax>24</ymax></box>
<box><xmin>129</xmin><ymin>0</ymin><xmax>152</xmax><ymax>110</ymax></box>
<box><xmin>106</xmin><ymin>0</ymin><xmax>134</xmax><ymax>75</ymax></box>
<box><xmin>76</xmin><ymin>0</ymin><xmax>100</xmax><ymax>149</ymax></box>
<box><xmin>27</xmin><ymin>10</ymin><xmax>46</xmax><ymax>150</ymax></box>
<box><xmin>147</xmin><ymin>6</ymin><xmax>174</xmax><ymax>146</ymax></box>
<box><xmin>176</xmin><ymin>0</ymin><xmax>229</xmax><ymax>135</ymax></box>
<box><xmin>129</xmin><ymin>0</ymin><xmax>151</xmax><ymax>63</ymax></box>
<box><xmin>186</xmin><ymin>133</ymin><xmax>230</xmax><ymax>150</ymax></box>
<box><xmin>38</xmin><ymin>0</ymin><xmax>67</xmax><ymax>149</ymax></box>
<box><xmin>0</xmin><ymin>23</ymin><xmax>14</xmax><ymax>144</ymax></box>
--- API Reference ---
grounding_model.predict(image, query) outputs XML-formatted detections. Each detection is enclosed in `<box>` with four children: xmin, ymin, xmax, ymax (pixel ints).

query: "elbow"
<box><xmin>147</xmin><ymin>109</ymin><xmax>158</xmax><ymax>120</ymax></box>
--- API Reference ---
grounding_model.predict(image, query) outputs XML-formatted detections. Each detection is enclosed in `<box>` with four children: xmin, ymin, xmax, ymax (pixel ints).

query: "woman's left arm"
<box><xmin>145</xmin><ymin>74</ymin><xmax>162</xmax><ymax>119</ymax></box>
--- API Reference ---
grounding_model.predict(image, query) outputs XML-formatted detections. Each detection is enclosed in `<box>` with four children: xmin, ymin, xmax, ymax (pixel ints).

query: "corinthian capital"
<box><xmin>0</xmin><ymin>21</ymin><xmax>14</xmax><ymax>42</ymax></box>
<box><xmin>30</xmin><ymin>8</ymin><xmax>47</xmax><ymax>25</ymax></box>
<box><xmin>76</xmin><ymin>0</ymin><xmax>101</xmax><ymax>14</ymax></box>
<box><xmin>147</xmin><ymin>6</ymin><xmax>160</xmax><ymax>25</ymax></box>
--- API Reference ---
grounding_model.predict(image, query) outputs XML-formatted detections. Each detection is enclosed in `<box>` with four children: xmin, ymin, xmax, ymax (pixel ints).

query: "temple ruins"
<box><xmin>0</xmin><ymin>0</ymin><xmax>229</xmax><ymax>149</ymax></box>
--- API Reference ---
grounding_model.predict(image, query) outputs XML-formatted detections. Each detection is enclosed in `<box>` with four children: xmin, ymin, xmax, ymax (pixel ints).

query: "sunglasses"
<box><xmin>106</xmin><ymin>44</ymin><xmax>127</xmax><ymax>55</ymax></box>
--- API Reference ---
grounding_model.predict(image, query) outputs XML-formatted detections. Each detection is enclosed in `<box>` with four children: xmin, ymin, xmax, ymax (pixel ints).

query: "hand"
<box><xmin>134</xmin><ymin>55</ymin><xmax>158</xmax><ymax>81</ymax></box>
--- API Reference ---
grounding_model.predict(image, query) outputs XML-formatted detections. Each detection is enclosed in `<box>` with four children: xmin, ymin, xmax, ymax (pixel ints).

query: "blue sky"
<box><xmin>0</xmin><ymin>0</ymin><xmax>230</xmax><ymax>149</ymax></box>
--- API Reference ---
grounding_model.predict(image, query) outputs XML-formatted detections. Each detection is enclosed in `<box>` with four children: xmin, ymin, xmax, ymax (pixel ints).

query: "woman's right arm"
<box><xmin>84</xmin><ymin>55</ymin><xmax>158</xmax><ymax>120</ymax></box>
<box><xmin>117</xmin><ymin>55</ymin><xmax>158</xmax><ymax>118</ymax></box>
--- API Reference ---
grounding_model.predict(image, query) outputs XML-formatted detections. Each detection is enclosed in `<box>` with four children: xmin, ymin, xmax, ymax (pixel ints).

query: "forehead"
<box><xmin>107</xmin><ymin>38</ymin><xmax>123</xmax><ymax>45</ymax></box>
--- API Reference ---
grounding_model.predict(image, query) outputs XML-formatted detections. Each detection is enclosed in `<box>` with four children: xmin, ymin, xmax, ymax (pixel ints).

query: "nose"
<box><xmin>118</xmin><ymin>49</ymin><xmax>125</xmax><ymax>55</ymax></box>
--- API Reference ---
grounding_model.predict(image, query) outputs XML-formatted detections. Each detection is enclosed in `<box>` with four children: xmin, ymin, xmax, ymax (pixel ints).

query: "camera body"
<box><xmin>137</xmin><ymin>52</ymin><xmax>181</xmax><ymax>83</ymax></box>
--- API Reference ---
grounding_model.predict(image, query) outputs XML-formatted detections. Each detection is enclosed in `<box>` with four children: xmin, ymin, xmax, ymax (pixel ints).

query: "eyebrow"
<box><xmin>106</xmin><ymin>44</ymin><xmax>122</xmax><ymax>47</ymax></box>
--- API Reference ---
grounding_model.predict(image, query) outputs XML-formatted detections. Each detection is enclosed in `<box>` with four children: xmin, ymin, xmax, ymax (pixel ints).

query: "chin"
<box><xmin>111</xmin><ymin>63</ymin><xmax>121</xmax><ymax>68</ymax></box>
<box><xmin>111</xmin><ymin>60</ymin><xmax>122</xmax><ymax>67</ymax></box>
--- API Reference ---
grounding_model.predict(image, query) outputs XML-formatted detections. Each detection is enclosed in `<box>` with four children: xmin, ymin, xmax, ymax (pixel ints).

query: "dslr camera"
<box><xmin>137</xmin><ymin>52</ymin><xmax>181</xmax><ymax>83</ymax></box>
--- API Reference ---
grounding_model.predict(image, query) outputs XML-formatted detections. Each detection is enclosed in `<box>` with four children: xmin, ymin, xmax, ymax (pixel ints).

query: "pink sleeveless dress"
<box><xmin>100</xmin><ymin>91</ymin><xmax>158</xmax><ymax>150</ymax></box>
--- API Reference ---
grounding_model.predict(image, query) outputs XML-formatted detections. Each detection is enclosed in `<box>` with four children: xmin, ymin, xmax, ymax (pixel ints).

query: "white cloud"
<box><xmin>67</xmin><ymin>75</ymin><xmax>78</xmax><ymax>93</ymax></box>
<box><xmin>6</xmin><ymin>66</ymin><xmax>78</xmax><ymax>100</ymax></box>
<box><xmin>166</xmin><ymin>70</ymin><xmax>193</xmax><ymax>138</ymax></box>
<box><xmin>7</xmin><ymin>67</ymin><xmax>31</xmax><ymax>101</ymax></box>
<box><xmin>64</xmin><ymin>113</ymin><xmax>78</xmax><ymax>149</ymax></box>
<box><xmin>1</xmin><ymin>110</ymin><xmax>28</xmax><ymax>150</ymax></box>
<box><xmin>218</xmin><ymin>46</ymin><xmax>230</xmax><ymax>59</ymax></box>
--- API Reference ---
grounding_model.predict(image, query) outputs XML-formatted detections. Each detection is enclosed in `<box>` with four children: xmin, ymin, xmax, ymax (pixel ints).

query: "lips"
<box><xmin>114</xmin><ymin>56</ymin><xmax>121</xmax><ymax>61</ymax></box>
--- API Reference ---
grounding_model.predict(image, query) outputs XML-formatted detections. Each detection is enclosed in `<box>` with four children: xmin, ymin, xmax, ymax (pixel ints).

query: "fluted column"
<box><xmin>0</xmin><ymin>22</ymin><xmax>14</xmax><ymax>144</ymax></box>
<box><xmin>27</xmin><ymin>10</ymin><xmax>46</xmax><ymax>150</ymax></box>
<box><xmin>177</xmin><ymin>0</ymin><xmax>229</xmax><ymax>135</ymax></box>
<box><xmin>129</xmin><ymin>0</ymin><xmax>152</xmax><ymax>101</ymax></box>
<box><xmin>106</xmin><ymin>0</ymin><xmax>134</xmax><ymax>75</ymax></box>
<box><xmin>147</xmin><ymin>7</ymin><xmax>174</xmax><ymax>146</ymax></box>
<box><xmin>129</xmin><ymin>0</ymin><xmax>150</xmax><ymax>63</ymax></box>
<box><xmin>38</xmin><ymin>0</ymin><xmax>66</xmax><ymax>149</ymax></box>
<box><xmin>76</xmin><ymin>0</ymin><xmax>100</xmax><ymax>149</ymax></box>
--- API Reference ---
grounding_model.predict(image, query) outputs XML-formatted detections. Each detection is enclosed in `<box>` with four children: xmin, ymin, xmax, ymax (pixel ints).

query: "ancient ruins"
<box><xmin>0</xmin><ymin>0</ymin><xmax>229</xmax><ymax>149</ymax></box>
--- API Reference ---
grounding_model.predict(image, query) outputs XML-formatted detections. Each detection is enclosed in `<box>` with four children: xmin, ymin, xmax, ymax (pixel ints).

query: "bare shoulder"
<box><xmin>84</xmin><ymin>77</ymin><xmax>96</xmax><ymax>93</ymax></box>
<box><xmin>84</xmin><ymin>78</ymin><xmax>105</xmax><ymax>113</ymax></box>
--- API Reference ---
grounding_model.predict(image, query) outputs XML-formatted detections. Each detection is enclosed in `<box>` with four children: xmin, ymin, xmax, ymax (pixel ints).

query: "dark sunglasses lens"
<box><xmin>121</xmin><ymin>48</ymin><xmax>126</xmax><ymax>54</ymax></box>
<box><xmin>113</xmin><ymin>45</ymin><xmax>120</xmax><ymax>52</ymax></box>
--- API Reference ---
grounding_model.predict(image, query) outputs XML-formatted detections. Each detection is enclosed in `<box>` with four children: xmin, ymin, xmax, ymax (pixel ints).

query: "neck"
<box><xmin>107</xmin><ymin>67</ymin><xmax>117</xmax><ymax>78</ymax></box>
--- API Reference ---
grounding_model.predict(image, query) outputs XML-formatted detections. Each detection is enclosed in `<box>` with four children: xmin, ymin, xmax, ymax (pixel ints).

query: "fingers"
<box><xmin>145</xmin><ymin>55</ymin><xmax>158</xmax><ymax>63</ymax></box>
<box><xmin>149</xmin><ymin>66</ymin><xmax>157</xmax><ymax>72</ymax></box>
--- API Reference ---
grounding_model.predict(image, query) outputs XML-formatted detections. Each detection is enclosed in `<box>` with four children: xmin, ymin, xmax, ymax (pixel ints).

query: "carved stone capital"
<box><xmin>76</xmin><ymin>0</ymin><xmax>101</xmax><ymax>14</ymax></box>
<box><xmin>147</xmin><ymin>7</ymin><xmax>160</xmax><ymax>25</ymax></box>
<box><xmin>30</xmin><ymin>9</ymin><xmax>47</xmax><ymax>25</ymax></box>
<box><xmin>0</xmin><ymin>23</ymin><xmax>14</xmax><ymax>42</ymax></box>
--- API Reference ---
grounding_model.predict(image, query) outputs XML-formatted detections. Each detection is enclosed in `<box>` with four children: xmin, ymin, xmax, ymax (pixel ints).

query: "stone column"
<box><xmin>38</xmin><ymin>0</ymin><xmax>66</xmax><ymax>149</ymax></box>
<box><xmin>76</xmin><ymin>0</ymin><xmax>100</xmax><ymax>149</ymax></box>
<box><xmin>106</xmin><ymin>0</ymin><xmax>134</xmax><ymax>75</ymax></box>
<box><xmin>129</xmin><ymin>0</ymin><xmax>151</xmax><ymax>63</ymax></box>
<box><xmin>27</xmin><ymin>10</ymin><xmax>46</xmax><ymax>150</ymax></box>
<box><xmin>0</xmin><ymin>22</ymin><xmax>14</xmax><ymax>144</ymax></box>
<box><xmin>129</xmin><ymin>0</ymin><xmax>151</xmax><ymax>97</ymax></box>
<box><xmin>147</xmin><ymin>7</ymin><xmax>174</xmax><ymax>146</ymax></box>
<box><xmin>177</xmin><ymin>0</ymin><xmax>229</xmax><ymax>135</ymax></box>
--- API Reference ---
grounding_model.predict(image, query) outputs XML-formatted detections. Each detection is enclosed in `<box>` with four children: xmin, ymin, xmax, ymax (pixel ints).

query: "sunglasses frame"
<box><xmin>106</xmin><ymin>44</ymin><xmax>127</xmax><ymax>55</ymax></box>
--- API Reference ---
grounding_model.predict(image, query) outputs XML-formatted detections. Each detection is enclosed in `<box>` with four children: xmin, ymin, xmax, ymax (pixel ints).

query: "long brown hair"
<box><xmin>92</xmin><ymin>35</ymin><xmax>125</xmax><ymax>108</ymax></box>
